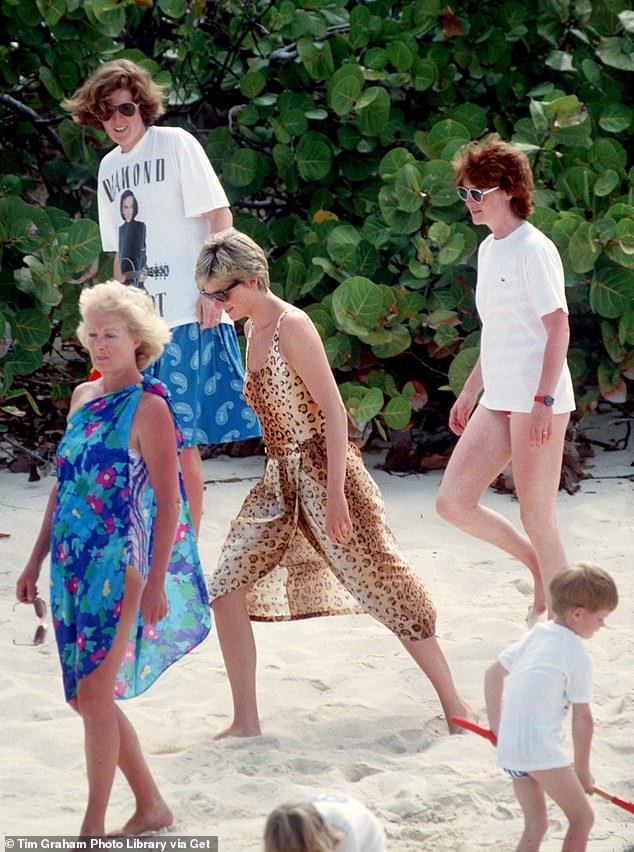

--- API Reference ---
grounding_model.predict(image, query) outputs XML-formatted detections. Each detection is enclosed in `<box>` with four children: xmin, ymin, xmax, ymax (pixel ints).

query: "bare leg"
<box><xmin>75</xmin><ymin>568</ymin><xmax>171</xmax><ymax>836</ymax></box>
<box><xmin>513</xmin><ymin>775</ymin><xmax>548</xmax><ymax>851</ymax></box>
<box><xmin>180</xmin><ymin>446</ymin><xmax>203</xmax><ymax>537</ymax></box>
<box><xmin>531</xmin><ymin>767</ymin><xmax>593</xmax><ymax>852</ymax></box>
<box><xmin>401</xmin><ymin>636</ymin><xmax>477</xmax><ymax>733</ymax></box>
<box><xmin>436</xmin><ymin>406</ymin><xmax>545</xmax><ymax>613</ymax></box>
<box><xmin>510</xmin><ymin>413</ymin><xmax>570</xmax><ymax>614</ymax></box>
<box><xmin>212</xmin><ymin>587</ymin><xmax>261</xmax><ymax>739</ymax></box>
<box><xmin>108</xmin><ymin>708</ymin><xmax>173</xmax><ymax>836</ymax></box>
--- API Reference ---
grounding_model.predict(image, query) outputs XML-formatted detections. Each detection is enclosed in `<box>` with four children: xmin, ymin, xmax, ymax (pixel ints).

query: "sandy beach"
<box><xmin>1</xmin><ymin>410</ymin><xmax>632</xmax><ymax>851</ymax></box>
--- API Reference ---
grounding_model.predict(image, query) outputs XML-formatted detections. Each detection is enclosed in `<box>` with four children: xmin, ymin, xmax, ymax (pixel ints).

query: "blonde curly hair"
<box><xmin>76</xmin><ymin>280</ymin><xmax>170</xmax><ymax>370</ymax></box>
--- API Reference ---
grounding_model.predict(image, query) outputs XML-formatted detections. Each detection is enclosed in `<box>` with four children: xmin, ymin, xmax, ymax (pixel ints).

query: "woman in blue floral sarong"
<box><xmin>16</xmin><ymin>280</ymin><xmax>211</xmax><ymax>837</ymax></box>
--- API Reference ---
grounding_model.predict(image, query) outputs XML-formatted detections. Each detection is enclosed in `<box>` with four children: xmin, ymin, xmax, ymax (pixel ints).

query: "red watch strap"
<box><xmin>534</xmin><ymin>395</ymin><xmax>546</xmax><ymax>402</ymax></box>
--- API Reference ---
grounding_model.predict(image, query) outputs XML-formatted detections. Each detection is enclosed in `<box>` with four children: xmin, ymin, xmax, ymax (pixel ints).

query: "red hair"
<box><xmin>452</xmin><ymin>134</ymin><xmax>534</xmax><ymax>219</ymax></box>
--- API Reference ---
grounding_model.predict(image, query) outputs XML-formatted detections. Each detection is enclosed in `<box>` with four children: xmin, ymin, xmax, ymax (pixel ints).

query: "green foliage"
<box><xmin>1</xmin><ymin>0</ymin><xmax>632</xmax><ymax>434</ymax></box>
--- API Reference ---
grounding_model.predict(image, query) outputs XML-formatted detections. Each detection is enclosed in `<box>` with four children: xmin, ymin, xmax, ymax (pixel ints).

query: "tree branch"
<box><xmin>0</xmin><ymin>94</ymin><xmax>64</xmax><ymax>152</ymax></box>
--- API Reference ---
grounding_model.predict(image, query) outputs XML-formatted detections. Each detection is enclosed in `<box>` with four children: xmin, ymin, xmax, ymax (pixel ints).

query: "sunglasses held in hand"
<box><xmin>13</xmin><ymin>596</ymin><xmax>47</xmax><ymax>646</ymax></box>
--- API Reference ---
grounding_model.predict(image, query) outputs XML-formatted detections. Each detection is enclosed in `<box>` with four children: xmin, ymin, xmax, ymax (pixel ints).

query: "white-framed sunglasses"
<box><xmin>457</xmin><ymin>186</ymin><xmax>499</xmax><ymax>203</ymax></box>
<box><xmin>12</xmin><ymin>597</ymin><xmax>48</xmax><ymax>646</ymax></box>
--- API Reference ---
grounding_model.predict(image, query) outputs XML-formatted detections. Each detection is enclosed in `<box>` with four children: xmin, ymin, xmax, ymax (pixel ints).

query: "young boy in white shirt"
<box><xmin>485</xmin><ymin>563</ymin><xmax>618</xmax><ymax>852</ymax></box>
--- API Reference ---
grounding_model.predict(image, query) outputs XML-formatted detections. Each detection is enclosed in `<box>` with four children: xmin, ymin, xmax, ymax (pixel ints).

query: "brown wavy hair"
<box><xmin>61</xmin><ymin>59</ymin><xmax>165</xmax><ymax>130</ymax></box>
<box><xmin>451</xmin><ymin>133</ymin><xmax>535</xmax><ymax>219</ymax></box>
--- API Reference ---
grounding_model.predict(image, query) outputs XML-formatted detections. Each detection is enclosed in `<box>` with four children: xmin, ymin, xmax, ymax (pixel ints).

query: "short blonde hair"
<box><xmin>195</xmin><ymin>227</ymin><xmax>269</xmax><ymax>291</ymax></box>
<box><xmin>62</xmin><ymin>59</ymin><xmax>165</xmax><ymax>130</ymax></box>
<box><xmin>263</xmin><ymin>802</ymin><xmax>343</xmax><ymax>852</ymax></box>
<box><xmin>77</xmin><ymin>280</ymin><xmax>170</xmax><ymax>370</ymax></box>
<box><xmin>550</xmin><ymin>562</ymin><xmax>618</xmax><ymax>617</ymax></box>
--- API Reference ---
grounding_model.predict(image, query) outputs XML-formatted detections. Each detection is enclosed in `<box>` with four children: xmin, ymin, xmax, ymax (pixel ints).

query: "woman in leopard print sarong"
<box><xmin>195</xmin><ymin>228</ymin><xmax>475</xmax><ymax>739</ymax></box>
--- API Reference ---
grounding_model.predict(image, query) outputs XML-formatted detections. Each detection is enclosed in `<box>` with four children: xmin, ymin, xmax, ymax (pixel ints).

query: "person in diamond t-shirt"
<box><xmin>63</xmin><ymin>59</ymin><xmax>261</xmax><ymax>534</ymax></box>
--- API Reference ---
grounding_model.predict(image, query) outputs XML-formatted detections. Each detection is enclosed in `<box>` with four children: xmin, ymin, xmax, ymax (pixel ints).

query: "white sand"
<box><xmin>1</xmin><ymin>411</ymin><xmax>632</xmax><ymax>850</ymax></box>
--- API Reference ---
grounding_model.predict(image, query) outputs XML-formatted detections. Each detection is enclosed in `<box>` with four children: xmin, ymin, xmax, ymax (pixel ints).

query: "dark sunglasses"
<box><xmin>199</xmin><ymin>279</ymin><xmax>242</xmax><ymax>303</ymax></box>
<box><xmin>100</xmin><ymin>101</ymin><xmax>139</xmax><ymax>122</ymax></box>
<box><xmin>457</xmin><ymin>186</ymin><xmax>499</xmax><ymax>204</ymax></box>
<box><xmin>13</xmin><ymin>597</ymin><xmax>47</xmax><ymax>646</ymax></box>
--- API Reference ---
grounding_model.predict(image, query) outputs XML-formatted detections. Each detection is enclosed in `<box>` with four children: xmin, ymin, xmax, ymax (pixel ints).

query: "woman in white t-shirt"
<box><xmin>263</xmin><ymin>793</ymin><xmax>386</xmax><ymax>852</ymax></box>
<box><xmin>436</xmin><ymin>135</ymin><xmax>575</xmax><ymax>622</ymax></box>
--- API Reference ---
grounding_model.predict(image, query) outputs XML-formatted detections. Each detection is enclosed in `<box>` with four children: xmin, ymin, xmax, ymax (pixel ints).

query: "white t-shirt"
<box><xmin>496</xmin><ymin>621</ymin><xmax>592</xmax><ymax>771</ymax></box>
<box><xmin>476</xmin><ymin>221</ymin><xmax>575</xmax><ymax>413</ymax></box>
<box><xmin>310</xmin><ymin>793</ymin><xmax>386</xmax><ymax>852</ymax></box>
<box><xmin>97</xmin><ymin>126</ymin><xmax>230</xmax><ymax>329</ymax></box>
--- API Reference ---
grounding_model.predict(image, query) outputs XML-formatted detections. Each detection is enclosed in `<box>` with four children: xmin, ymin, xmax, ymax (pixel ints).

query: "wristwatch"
<box><xmin>534</xmin><ymin>394</ymin><xmax>555</xmax><ymax>407</ymax></box>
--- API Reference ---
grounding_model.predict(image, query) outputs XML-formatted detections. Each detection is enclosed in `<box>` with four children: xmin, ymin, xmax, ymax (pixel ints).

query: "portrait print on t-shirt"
<box><xmin>118</xmin><ymin>189</ymin><xmax>147</xmax><ymax>288</ymax></box>
<box><xmin>117</xmin><ymin>189</ymin><xmax>169</xmax><ymax>294</ymax></box>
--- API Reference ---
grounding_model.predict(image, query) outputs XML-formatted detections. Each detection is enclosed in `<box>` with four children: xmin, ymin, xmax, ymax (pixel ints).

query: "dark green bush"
<box><xmin>1</xmin><ymin>0</ymin><xmax>632</xmax><ymax>441</ymax></box>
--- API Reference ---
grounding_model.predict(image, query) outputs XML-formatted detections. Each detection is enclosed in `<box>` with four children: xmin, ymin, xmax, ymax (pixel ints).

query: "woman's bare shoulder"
<box><xmin>279</xmin><ymin>310</ymin><xmax>325</xmax><ymax>366</ymax></box>
<box><xmin>279</xmin><ymin>309</ymin><xmax>317</xmax><ymax>338</ymax></box>
<box><xmin>68</xmin><ymin>379</ymin><xmax>103</xmax><ymax>415</ymax></box>
<box><xmin>132</xmin><ymin>391</ymin><xmax>175</xmax><ymax>455</ymax></box>
<box><xmin>136</xmin><ymin>389</ymin><xmax>171</xmax><ymax>420</ymax></box>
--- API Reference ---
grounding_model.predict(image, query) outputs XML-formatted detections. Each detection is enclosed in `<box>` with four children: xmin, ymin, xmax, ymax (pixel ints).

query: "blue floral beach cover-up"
<box><xmin>50</xmin><ymin>376</ymin><xmax>211</xmax><ymax>702</ymax></box>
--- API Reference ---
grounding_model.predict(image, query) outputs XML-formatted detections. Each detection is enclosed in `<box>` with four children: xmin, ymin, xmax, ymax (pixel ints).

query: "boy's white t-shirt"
<box><xmin>496</xmin><ymin>621</ymin><xmax>592</xmax><ymax>771</ymax></box>
<box><xmin>310</xmin><ymin>793</ymin><xmax>386</xmax><ymax>852</ymax></box>
<box><xmin>97</xmin><ymin>126</ymin><xmax>230</xmax><ymax>329</ymax></box>
<box><xmin>476</xmin><ymin>221</ymin><xmax>575</xmax><ymax>413</ymax></box>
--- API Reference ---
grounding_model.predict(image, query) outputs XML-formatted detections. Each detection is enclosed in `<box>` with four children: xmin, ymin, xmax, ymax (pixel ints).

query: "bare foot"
<box><xmin>213</xmin><ymin>723</ymin><xmax>262</xmax><ymax>741</ymax></box>
<box><xmin>447</xmin><ymin>702</ymin><xmax>478</xmax><ymax>735</ymax></box>
<box><xmin>526</xmin><ymin>603</ymin><xmax>547</xmax><ymax>628</ymax></box>
<box><xmin>76</xmin><ymin>831</ymin><xmax>105</xmax><ymax>842</ymax></box>
<box><xmin>530</xmin><ymin>569</ymin><xmax>547</xmax><ymax>615</ymax></box>
<box><xmin>108</xmin><ymin>803</ymin><xmax>173</xmax><ymax>837</ymax></box>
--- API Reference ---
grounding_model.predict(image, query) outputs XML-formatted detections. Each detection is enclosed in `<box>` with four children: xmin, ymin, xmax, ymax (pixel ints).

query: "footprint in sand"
<box><xmin>286</xmin><ymin>756</ymin><xmax>330</xmax><ymax>774</ymax></box>
<box><xmin>510</xmin><ymin>577</ymin><xmax>533</xmax><ymax>596</ymax></box>
<box><xmin>342</xmin><ymin>762</ymin><xmax>382</xmax><ymax>782</ymax></box>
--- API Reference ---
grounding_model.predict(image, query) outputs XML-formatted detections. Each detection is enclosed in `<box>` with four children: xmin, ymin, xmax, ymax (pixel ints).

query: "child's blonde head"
<box><xmin>550</xmin><ymin>563</ymin><xmax>618</xmax><ymax>617</ymax></box>
<box><xmin>263</xmin><ymin>802</ymin><xmax>343</xmax><ymax>852</ymax></box>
